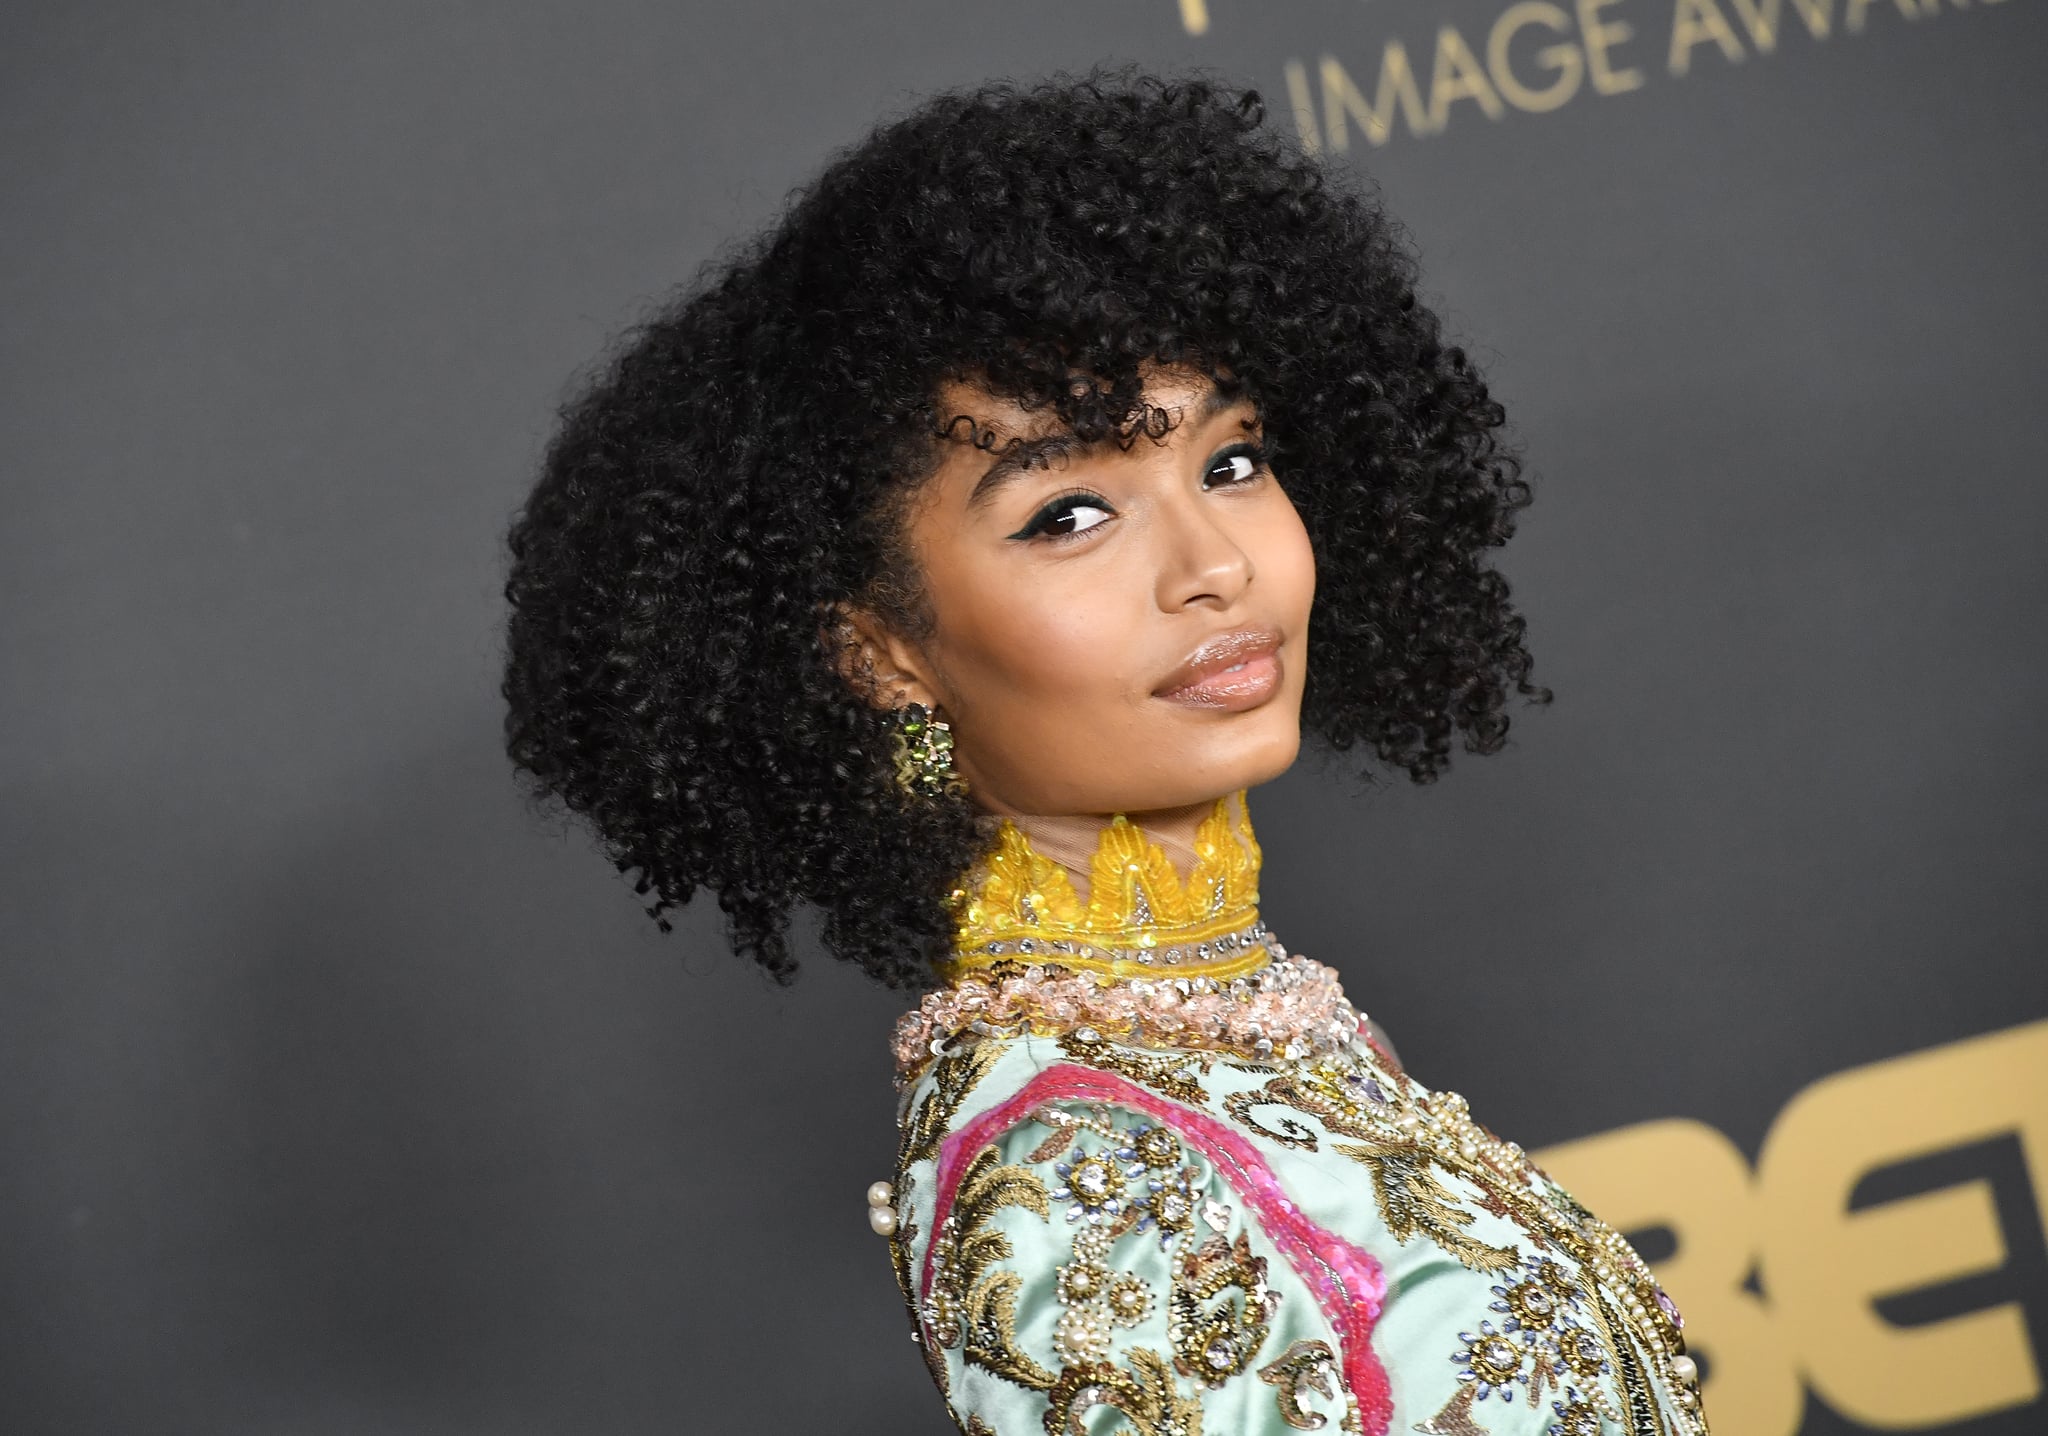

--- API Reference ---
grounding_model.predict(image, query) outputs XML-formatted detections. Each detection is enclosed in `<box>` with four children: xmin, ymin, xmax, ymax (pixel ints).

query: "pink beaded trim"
<box><xmin>892</xmin><ymin>950</ymin><xmax>1362</xmax><ymax>1082</ymax></box>
<box><xmin>925</xmin><ymin>1065</ymin><xmax>1394</xmax><ymax>1435</ymax></box>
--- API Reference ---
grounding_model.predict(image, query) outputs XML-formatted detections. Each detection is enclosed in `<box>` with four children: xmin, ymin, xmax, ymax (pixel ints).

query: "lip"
<box><xmin>1153</xmin><ymin>626</ymin><xmax>1285</xmax><ymax>710</ymax></box>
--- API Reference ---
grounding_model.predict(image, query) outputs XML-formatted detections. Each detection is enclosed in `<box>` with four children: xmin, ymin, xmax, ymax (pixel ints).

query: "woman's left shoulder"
<box><xmin>881</xmin><ymin>1031</ymin><xmax>1712</xmax><ymax>1435</ymax></box>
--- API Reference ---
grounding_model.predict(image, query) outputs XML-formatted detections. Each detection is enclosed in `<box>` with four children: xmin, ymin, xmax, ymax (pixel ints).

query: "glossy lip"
<box><xmin>1153</xmin><ymin>626</ymin><xmax>1285</xmax><ymax>710</ymax></box>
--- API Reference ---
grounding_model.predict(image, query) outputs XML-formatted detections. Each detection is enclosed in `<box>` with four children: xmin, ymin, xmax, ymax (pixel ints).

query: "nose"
<box><xmin>1153</xmin><ymin>485</ymin><xmax>1254</xmax><ymax>613</ymax></box>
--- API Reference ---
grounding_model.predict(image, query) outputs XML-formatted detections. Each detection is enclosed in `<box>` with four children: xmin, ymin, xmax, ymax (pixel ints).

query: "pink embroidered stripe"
<box><xmin>923</xmin><ymin>1064</ymin><xmax>1393</xmax><ymax>1435</ymax></box>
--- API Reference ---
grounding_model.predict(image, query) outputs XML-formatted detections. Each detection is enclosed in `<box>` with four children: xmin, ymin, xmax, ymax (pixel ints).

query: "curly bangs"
<box><xmin>501</xmin><ymin>66</ymin><xmax>1548</xmax><ymax>990</ymax></box>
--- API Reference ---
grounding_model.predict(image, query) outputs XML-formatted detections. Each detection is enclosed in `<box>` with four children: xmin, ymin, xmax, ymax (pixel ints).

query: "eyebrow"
<box><xmin>963</xmin><ymin>385</ymin><xmax>1252</xmax><ymax>510</ymax></box>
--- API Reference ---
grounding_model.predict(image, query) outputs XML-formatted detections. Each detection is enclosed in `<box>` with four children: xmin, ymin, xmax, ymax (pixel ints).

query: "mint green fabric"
<box><xmin>884</xmin><ymin>1022</ymin><xmax>1706</xmax><ymax>1436</ymax></box>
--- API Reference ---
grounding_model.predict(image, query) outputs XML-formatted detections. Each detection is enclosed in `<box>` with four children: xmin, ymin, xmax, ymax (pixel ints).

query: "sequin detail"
<box><xmin>945</xmin><ymin>790</ymin><xmax>1262</xmax><ymax>975</ymax></box>
<box><xmin>893</xmin><ymin>950</ymin><xmax>1363</xmax><ymax>1084</ymax></box>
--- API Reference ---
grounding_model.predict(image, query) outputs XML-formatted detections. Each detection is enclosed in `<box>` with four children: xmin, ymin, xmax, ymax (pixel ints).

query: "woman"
<box><xmin>502</xmin><ymin>68</ymin><xmax>1707</xmax><ymax>1436</ymax></box>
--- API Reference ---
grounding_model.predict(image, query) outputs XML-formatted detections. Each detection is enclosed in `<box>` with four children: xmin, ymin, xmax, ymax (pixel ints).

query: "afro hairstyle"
<box><xmin>501</xmin><ymin>66</ymin><xmax>1547</xmax><ymax>991</ymax></box>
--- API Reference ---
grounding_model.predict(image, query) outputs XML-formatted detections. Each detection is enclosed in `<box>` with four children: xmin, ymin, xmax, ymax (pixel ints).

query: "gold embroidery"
<box><xmin>1222</xmin><ymin>1061</ymin><xmax>1396</xmax><ymax>1151</ymax></box>
<box><xmin>1412</xmin><ymin>1384</ymin><xmax>1489</xmax><ymax>1436</ymax></box>
<box><xmin>1496</xmin><ymin>1274</ymin><xmax>1563</xmax><ymax>1338</ymax></box>
<box><xmin>1257</xmin><ymin>1339</ymin><xmax>1356</xmax><ymax>1431</ymax></box>
<box><xmin>965</xmin><ymin>1268</ymin><xmax>1058</xmax><ymax>1392</ymax></box>
<box><xmin>1126</xmin><ymin>1127</ymin><xmax>1202</xmax><ymax>1245</ymax></box>
<box><xmin>894</xmin><ymin>1047</ymin><xmax>1007</xmax><ymax>1394</ymax></box>
<box><xmin>1331</xmin><ymin>1142</ymin><xmax>1519</xmax><ymax>1276</ymax></box>
<box><xmin>1221</xmin><ymin>1051</ymin><xmax>1705</xmax><ymax>1431</ymax></box>
<box><xmin>896</xmin><ymin>910</ymin><xmax>1707</xmax><ymax>1436</ymax></box>
<box><xmin>929</xmin><ymin>1147</ymin><xmax>1057</xmax><ymax>1391</ymax></box>
<box><xmin>1227</xmin><ymin>1048</ymin><xmax>1705</xmax><ymax>1431</ymax></box>
<box><xmin>1221</xmin><ymin>1088</ymin><xmax>1323</xmax><ymax>1149</ymax></box>
<box><xmin>1045</xmin><ymin>1348</ymin><xmax>1206</xmax><ymax>1436</ymax></box>
<box><xmin>1531</xmin><ymin>1181</ymin><xmax>1707</xmax><ymax>1431</ymax></box>
<box><xmin>901</xmin><ymin>1044</ymin><xmax>1002</xmax><ymax>1169</ymax></box>
<box><xmin>1277</xmin><ymin>1060</ymin><xmax>1401</xmax><ymax>1133</ymax></box>
<box><xmin>1056</xmin><ymin>1031</ymin><xmax>1213</xmax><ymax>1105</ymax></box>
<box><xmin>1049</xmin><ymin>1141</ymin><xmax>1132</xmax><ymax>1225</ymax></box>
<box><xmin>1169</xmin><ymin>1228</ymin><xmax>1275</xmax><ymax>1387</ymax></box>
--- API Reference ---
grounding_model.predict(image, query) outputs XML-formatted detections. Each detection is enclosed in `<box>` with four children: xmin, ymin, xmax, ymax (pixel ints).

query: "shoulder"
<box><xmin>888</xmin><ymin>1034</ymin><xmax>1369</xmax><ymax>1434</ymax></box>
<box><xmin>881</xmin><ymin>1031</ymin><xmax>1706</xmax><ymax>1436</ymax></box>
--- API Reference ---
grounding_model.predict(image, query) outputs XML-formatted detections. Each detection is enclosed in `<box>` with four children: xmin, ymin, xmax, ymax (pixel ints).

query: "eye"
<box><xmin>1008</xmin><ymin>490</ymin><xmax>1117</xmax><ymax>542</ymax></box>
<box><xmin>1203</xmin><ymin>441</ymin><xmax>1270</xmax><ymax>489</ymax></box>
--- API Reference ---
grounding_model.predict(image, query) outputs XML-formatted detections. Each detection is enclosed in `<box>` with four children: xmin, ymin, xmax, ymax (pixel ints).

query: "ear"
<box><xmin>823</xmin><ymin>602</ymin><xmax>943</xmax><ymax>712</ymax></box>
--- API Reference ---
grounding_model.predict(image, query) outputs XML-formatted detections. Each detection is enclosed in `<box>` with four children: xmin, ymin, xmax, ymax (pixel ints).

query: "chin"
<box><xmin>1158</xmin><ymin>712</ymin><xmax>1304</xmax><ymax>804</ymax></box>
<box><xmin>1228</xmin><ymin>726</ymin><xmax>1305</xmax><ymax>791</ymax></box>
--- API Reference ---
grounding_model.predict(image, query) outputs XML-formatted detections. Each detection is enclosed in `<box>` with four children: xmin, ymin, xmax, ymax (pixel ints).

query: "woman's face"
<box><xmin>846</xmin><ymin>364</ymin><xmax>1317</xmax><ymax>821</ymax></box>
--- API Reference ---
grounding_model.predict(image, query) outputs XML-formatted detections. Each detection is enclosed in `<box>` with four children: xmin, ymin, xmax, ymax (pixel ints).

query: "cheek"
<box><xmin>1259</xmin><ymin>493</ymin><xmax>1319</xmax><ymax>623</ymax></box>
<box><xmin>945</xmin><ymin>576</ymin><xmax>1145</xmax><ymax>708</ymax></box>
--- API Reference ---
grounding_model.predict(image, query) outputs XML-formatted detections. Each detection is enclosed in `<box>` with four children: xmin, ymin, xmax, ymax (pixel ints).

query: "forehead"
<box><xmin>930</xmin><ymin>363</ymin><xmax>1232</xmax><ymax>447</ymax></box>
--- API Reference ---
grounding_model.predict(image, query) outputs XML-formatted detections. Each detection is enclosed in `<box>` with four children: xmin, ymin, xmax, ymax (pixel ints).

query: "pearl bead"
<box><xmin>1670</xmin><ymin>1354</ymin><xmax>1698</xmax><ymax>1384</ymax></box>
<box><xmin>867</xmin><ymin>1180</ymin><xmax>895</xmax><ymax>1209</ymax></box>
<box><xmin>868</xmin><ymin>1204</ymin><xmax>899</xmax><ymax>1236</ymax></box>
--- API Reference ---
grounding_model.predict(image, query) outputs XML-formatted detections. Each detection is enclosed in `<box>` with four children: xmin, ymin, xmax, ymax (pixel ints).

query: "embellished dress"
<box><xmin>872</xmin><ymin>792</ymin><xmax>1709</xmax><ymax>1436</ymax></box>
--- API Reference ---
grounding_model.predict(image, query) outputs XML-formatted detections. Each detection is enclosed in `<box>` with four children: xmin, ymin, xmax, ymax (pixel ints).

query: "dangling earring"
<box><xmin>892</xmin><ymin>702</ymin><xmax>965</xmax><ymax>797</ymax></box>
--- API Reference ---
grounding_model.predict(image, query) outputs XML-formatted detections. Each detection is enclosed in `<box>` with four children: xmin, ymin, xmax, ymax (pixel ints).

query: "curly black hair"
<box><xmin>502</xmin><ymin>65</ymin><xmax>1548</xmax><ymax>992</ymax></box>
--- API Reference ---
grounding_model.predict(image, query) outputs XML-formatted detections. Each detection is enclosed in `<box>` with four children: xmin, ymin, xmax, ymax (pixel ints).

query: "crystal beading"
<box><xmin>945</xmin><ymin>918</ymin><xmax>1276</xmax><ymax>980</ymax></box>
<box><xmin>893</xmin><ymin>945</ymin><xmax>1364</xmax><ymax>1084</ymax></box>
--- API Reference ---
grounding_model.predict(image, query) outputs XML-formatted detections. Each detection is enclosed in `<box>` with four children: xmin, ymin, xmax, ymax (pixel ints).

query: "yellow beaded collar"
<box><xmin>940</xmin><ymin>790</ymin><xmax>1267</xmax><ymax>982</ymax></box>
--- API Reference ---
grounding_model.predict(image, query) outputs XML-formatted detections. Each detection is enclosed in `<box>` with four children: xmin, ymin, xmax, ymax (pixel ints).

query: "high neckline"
<box><xmin>940</xmin><ymin>789</ymin><xmax>1268</xmax><ymax>984</ymax></box>
<box><xmin>892</xmin><ymin>791</ymin><xmax>1364</xmax><ymax>1085</ymax></box>
<box><xmin>997</xmin><ymin>796</ymin><xmax>1219</xmax><ymax>906</ymax></box>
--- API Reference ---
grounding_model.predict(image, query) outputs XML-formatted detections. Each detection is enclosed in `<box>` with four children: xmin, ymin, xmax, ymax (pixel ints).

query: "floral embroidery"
<box><xmin>1119</xmin><ymin>1123</ymin><xmax>1202</xmax><ymax>1246</ymax></box>
<box><xmin>1491</xmin><ymin>1268</ymin><xmax>1565</xmax><ymax>1340</ymax></box>
<box><xmin>1223</xmin><ymin>1041</ymin><xmax>1705</xmax><ymax>1432</ymax></box>
<box><xmin>1050</xmin><ymin>1142</ymin><xmax>1130</xmax><ymax>1225</ymax></box>
<box><xmin>1052</xmin><ymin>1226</ymin><xmax>1157</xmax><ymax>1366</ymax></box>
<box><xmin>1126</xmin><ymin>1122</ymin><xmax>1183</xmax><ymax>1170</ymax></box>
<box><xmin>1433</xmin><ymin>1247</ymin><xmax>1633</xmax><ymax>1424</ymax></box>
<box><xmin>892</xmin><ymin>791</ymin><xmax>1713</xmax><ymax>1436</ymax></box>
<box><xmin>1454</xmin><ymin>1319</ymin><xmax>1527</xmax><ymax>1401</ymax></box>
<box><xmin>1556</xmin><ymin>1323</ymin><xmax>1613</xmax><ymax>1386</ymax></box>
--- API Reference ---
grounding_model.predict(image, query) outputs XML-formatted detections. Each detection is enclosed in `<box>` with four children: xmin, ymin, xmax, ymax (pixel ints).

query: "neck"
<box><xmin>998</xmin><ymin>794</ymin><xmax>1237</xmax><ymax>907</ymax></box>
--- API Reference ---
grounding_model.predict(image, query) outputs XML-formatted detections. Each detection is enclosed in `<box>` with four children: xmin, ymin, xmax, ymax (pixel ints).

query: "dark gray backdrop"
<box><xmin>4</xmin><ymin>4</ymin><xmax>2044</xmax><ymax>1434</ymax></box>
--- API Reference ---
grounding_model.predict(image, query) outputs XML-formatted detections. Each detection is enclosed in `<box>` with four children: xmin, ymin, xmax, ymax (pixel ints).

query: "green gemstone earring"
<box><xmin>892</xmin><ymin>702</ymin><xmax>965</xmax><ymax>797</ymax></box>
